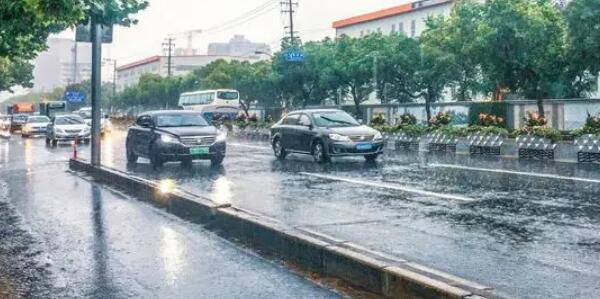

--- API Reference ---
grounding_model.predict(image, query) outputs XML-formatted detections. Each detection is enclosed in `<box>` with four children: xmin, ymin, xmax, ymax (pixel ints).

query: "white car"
<box><xmin>22</xmin><ymin>116</ymin><xmax>51</xmax><ymax>138</ymax></box>
<box><xmin>77</xmin><ymin>108</ymin><xmax>112</xmax><ymax>134</ymax></box>
<box><xmin>46</xmin><ymin>115</ymin><xmax>91</xmax><ymax>145</ymax></box>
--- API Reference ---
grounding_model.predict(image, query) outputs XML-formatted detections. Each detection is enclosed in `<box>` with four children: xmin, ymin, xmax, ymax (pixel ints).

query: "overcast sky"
<box><xmin>100</xmin><ymin>0</ymin><xmax>407</xmax><ymax>65</ymax></box>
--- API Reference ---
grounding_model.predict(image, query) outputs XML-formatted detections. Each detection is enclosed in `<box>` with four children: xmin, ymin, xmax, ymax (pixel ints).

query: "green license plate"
<box><xmin>190</xmin><ymin>147</ymin><xmax>209</xmax><ymax>155</ymax></box>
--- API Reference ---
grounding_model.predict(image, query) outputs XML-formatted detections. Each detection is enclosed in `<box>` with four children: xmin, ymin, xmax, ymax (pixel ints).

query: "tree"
<box><xmin>477</xmin><ymin>0</ymin><xmax>568</xmax><ymax>115</ymax></box>
<box><xmin>0</xmin><ymin>57</ymin><xmax>34</xmax><ymax>92</ymax></box>
<box><xmin>565</xmin><ymin>0</ymin><xmax>600</xmax><ymax>96</ymax></box>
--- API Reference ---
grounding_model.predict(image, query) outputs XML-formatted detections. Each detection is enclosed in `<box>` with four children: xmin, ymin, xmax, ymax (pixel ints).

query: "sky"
<box><xmin>102</xmin><ymin>0</ymin><xmax>406</xmax><ymax>65</ymax></box>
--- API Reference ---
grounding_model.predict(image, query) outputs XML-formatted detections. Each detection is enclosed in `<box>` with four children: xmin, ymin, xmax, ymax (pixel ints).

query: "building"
<box><xmin>207</xmin><ymin>35</ymin><xmax>271</xmax><ymax>57</ymax></box>
<box><xmin>32</xmin><ymin>38</ymin><xmax>93</xmax><ymax>91</ymax></box>
<box><xmin>333</xmin><ymin>0</ymin><xmax>454</xmax><ymax>38</ymax></box>
<box><xmin>116</xmin><ymin>55</ymin><xmax>259</xmax><ymax>90</ymax></box>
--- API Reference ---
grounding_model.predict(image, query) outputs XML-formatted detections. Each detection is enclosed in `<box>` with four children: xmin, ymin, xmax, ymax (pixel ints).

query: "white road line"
<box><xmin>429</xmin><ymin>163</ymin><xmax>600</xmax><ymax>184</ymax></box>
<box><xmin>299</xmin><ymin>172</ymin><xmax>476</xmax><ymax>202</ymax></box>
<box><xmin>229</xmin><ymin>143</ymin><xmax>271</xmax><ymax>150</ymax></box>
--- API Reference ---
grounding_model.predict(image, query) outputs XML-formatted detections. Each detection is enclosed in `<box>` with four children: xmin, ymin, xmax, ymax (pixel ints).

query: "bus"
<box><xmin>178</xmin><ymin>89</ymin><xmax>240</xmax><ymax>121</ymax></box>
<box><xmin>39</xmin><ymin>101</ymin><xmax>67</xmax><ymax>118</ymax></box>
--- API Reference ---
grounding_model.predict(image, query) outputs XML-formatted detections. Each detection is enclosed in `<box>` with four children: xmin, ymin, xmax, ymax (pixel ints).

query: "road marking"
<box><xmin>229</xmin><ymin>143</ymin><xmax>271</xmax><ymax>150</ymax></box>
<box><xmin>429</xmin><ymin>163</ymin><xmax>600</xmax><ymax>184</ymax></box>
<box><xmin>299</xmin><ymin>172</ymin><xmax>476</xmax><ymax>202</ymax></box>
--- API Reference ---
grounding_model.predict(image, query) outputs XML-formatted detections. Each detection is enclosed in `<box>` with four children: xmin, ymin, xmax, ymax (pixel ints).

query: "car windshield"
<box><xmin>13</xmin><ymin>115</ymin><xmax>28</xmax><ymax>122</ymax></box>
<box><xmin>28</xmin><ymin>116</ymin><xmax>50</xmax><ymax>123</ymax></box>
<box><xmin>313</xmin><ymin>111</ymin><xmax>360</xmax><ymax>128</ymax></box>
<box><xmin>155</xmin><ymin>114</ymin><xmax>209</xmax><ymax>127</ymax></box>
<box><xmin>55</xmin><ymin>116</ymin><xmax>85</xmax><ymax>125</ymax></box>
<box><xmin>78</xmin><ymin>110</ymin><xmax>92</xmax><ymax>119</ymax></box>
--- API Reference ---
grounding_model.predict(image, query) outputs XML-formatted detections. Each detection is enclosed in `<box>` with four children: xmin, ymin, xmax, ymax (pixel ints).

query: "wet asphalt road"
<box><xmin>77</xmin><ymin>129</ymin><xmax>600</xmax><ymax>299</ymax></box>
<box><xmin>4</xmin><ymin>130</ymin><xmax>600</xmax><ymax>299</ymax></box>
<box><xmin>0</xmin><ymin>135</ymin><xmax>343</xmax><ymax>299</ymax></box>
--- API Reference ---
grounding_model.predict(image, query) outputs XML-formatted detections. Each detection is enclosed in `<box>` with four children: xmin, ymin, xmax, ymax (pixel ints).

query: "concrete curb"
<box><xmin>69</xmin><ymin>158</ymin><xmax>510</xmax><ymax>299</ymax></box>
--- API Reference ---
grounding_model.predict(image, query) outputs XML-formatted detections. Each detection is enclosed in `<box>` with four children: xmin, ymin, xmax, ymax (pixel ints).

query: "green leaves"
<box><xmin>0</xmin><ymin>57</ymin><xmax>34</xmax><ymax>92</ymax></box>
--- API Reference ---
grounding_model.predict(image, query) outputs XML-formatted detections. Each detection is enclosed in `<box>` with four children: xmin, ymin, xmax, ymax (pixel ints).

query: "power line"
<box><xmin>202</xmin><ymin>0</ymin><xmax>280</xmax><ymax>35</ymax></box>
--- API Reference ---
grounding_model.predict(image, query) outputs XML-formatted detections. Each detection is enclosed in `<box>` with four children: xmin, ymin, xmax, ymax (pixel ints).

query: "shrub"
<box><xmin>468</xmin><ymin>102</ymin><xmax>508</xmax><ymax>128</ymax></box>
<box><xmin>524</xmin><ymin>111</ymin><xmax>548</xmax><ymax>128</ymax></box>
<box><xmin>398</xmin><ymin>124</ymin><xmax>430</xmax><ymax>137</ymax></box>
<box><xmin>398</xmin><ymin>113</ymin><xmax>417</xmax><ymax>126</ymax></box>
<box><xmin>435</xmin><ymin>125</ymin><xmax>468</xmax><ymax>137</ymax></box>
<box><xmin>371</xmin><ymin>113</ymin><xmax>386</xmax><ymax>126</ymax></box>
<box><xmin>466</xmin><ymin>125</ymin><xmax>510</xmax><ymax>136</ymax></box>
<box><xmin>517</xmin><ymin>126</ymin><xmax>562</xmax><ymax>143</ymax></box>
<box><xmin>477</xmin><ymin>113</ymin><xmax>505</xmax><ymax>127</ymax></box>
<box><xmin>430</xmin><ymin>112</ymin><xmax>452</xmax><ymax>127</ymax></box>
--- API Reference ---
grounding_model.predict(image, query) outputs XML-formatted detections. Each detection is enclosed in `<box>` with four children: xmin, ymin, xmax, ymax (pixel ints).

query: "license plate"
<box><xmin>190</xmin><ymin>147</ymin><xmax>209</xmax><ymax>155</ymax></box>
<box><xmin>356</xmin><ymin>144</ymin><xmax>372</xmax><ymax>151</ymax></box>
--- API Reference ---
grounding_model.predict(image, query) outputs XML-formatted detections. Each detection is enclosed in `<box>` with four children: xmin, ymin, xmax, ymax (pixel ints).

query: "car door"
<box><xmin>280</xmin><ymin>114</ymin><xmax>300</xmax><ymax>151</ymax></box>
<box><xmin>133</xmin><ymin>115</ymin><xmax>155</xmax><ymax>156</ymax></box>
<box><xmin>296</xmin><ymin>114</ymin><xmax>316</xmax><ymax>153</ymax></box>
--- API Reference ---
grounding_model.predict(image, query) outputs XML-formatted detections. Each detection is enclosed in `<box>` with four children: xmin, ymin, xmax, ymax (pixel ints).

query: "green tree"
<box><xmin>565</xmin><ymin>0</ymin><xmax>600</xmax><ymax>96</ymax></box>
<box><xmin>477</xmin><ymin>0</ymin><xmax>568</xmax><ymax>115</ymax></box>
<box><xmin>0</xmin><ymin>57</ymin><xmax>34</xmax><ymax>92</ymax></box>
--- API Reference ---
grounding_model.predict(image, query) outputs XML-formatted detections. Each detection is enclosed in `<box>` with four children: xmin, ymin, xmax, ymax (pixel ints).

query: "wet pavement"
<box><xmin>75</xmin><ymin>129</ymin><xmax>600</xmax><ymax>299</ymax></box>
<box><xmin>0</xmin><ymin>135</ymin><xmax>343</xmax><ymax>299</ymax></box>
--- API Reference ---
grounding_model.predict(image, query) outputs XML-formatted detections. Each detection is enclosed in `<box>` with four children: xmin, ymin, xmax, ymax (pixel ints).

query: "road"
<box><xmin>4</xmin><ymin>130</ymin><xmax>600</xmax><ymax>299</ymax></box>
<box><xmin>0</xmin><ymin>135</ymin><xmax>343</xmax><ymax>299</ymax></box>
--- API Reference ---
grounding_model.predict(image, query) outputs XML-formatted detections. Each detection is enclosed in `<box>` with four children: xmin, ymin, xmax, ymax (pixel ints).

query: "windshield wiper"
<box><xmin>319</xmin><ymin>116</ymin><xmax>354</xmax><ymax>125</ymax></box>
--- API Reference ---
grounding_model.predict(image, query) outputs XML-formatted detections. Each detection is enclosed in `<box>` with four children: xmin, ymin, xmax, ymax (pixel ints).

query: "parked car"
<box><xmin>270</xmin><ymin>109</ymin><xmax>384</xmax><ymax>163</ymax></box>
<box><xmin>46</xmin><ymin>114</ymin><xmax>91</xmax><ymax>146</ymax></box>
<box><xmin>126</xmin><ymin>110</ymin><xmax>227</xmax><ymax>168</ymax></box>
<box><xmin>0</xmin><ymin>115</ymin><xmax>11</xmax><ymax>135</ymax></box>
<box><xmin>22</xmin><ymin>116</ymin><xmax>51</xmax><ymax>137</ymax></box>
<box><xmin>75</xmin><ymin>107</ymin><xmax>112</xmax><ymax>134</ymax></box>
<box><xmin>10</xmin><ymin>114</ymin><xmax>29</xmax><ymax>133</ymax></box>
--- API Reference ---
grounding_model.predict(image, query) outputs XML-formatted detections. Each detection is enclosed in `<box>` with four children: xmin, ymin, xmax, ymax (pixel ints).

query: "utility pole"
<box><xmin>112</xmin><ymin>59</ymin><xmax>117</xmax><ymax>113</ymax></box>
<box><xmin>90</xmin><ymin>17</ymin><xmax>102</xmax><ymax>166</ymax></box>
<box><xmin>162</xmin><ymin>38</ymin><xmax>175</xmax><ymax>77</ymax></box>
<box><xmin>281</xmin><ymin>0</ymin><xmax>299</xmax><ymax>45</ymax></box>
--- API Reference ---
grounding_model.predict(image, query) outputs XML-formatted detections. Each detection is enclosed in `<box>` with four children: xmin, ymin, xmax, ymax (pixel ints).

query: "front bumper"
<box><xmin>327</xmin><ymin>140</ymin><xmax>385</xmax><ymax>156</ymax></box>
<box><xmin>55</xmin><ymin>133</ymin><xmax>91</xmax><ymax>141</ymax></box>
<box><xmin>155</xmin><ymin>141</ymin><xmax>227</xmax><ymax>162</ymax></box>
<box><xmin>22</xmin><ymin>128</ymin><xmax>47</xmax><ymax>135</ymax></box>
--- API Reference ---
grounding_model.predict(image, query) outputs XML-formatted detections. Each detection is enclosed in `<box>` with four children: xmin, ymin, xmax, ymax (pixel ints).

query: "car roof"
<box><xmin>288</xmin><ymin>109</ymin><xmax>345</xmax><ymax>115</ymax></box>
<box><xmin>140</xmin><ymin>110</ymin><xmax>201</xmax><ymax>117</ymax></box>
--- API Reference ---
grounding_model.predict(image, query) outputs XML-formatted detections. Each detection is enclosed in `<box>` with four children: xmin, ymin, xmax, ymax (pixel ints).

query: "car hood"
<box><xmin>56</xmin><ymin>124</ymin><xmax>88</xmax><ymax>130</ymax></box>
<box><xmin>327</xmin><ymin>125</ymin><xmax>379</xmax><ymax>136</ymax></box>
<box><xmin>156</xmin><ymin>126</ymin><xmax>218</xmax><ymax>137</ymax></box>
<box><xmin>28</xmin><ymin>122</ymin><xmax>50</xmax><ymax>127</ymax></box>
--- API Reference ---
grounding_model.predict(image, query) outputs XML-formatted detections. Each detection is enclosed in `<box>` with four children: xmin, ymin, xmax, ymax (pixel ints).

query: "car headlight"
<box><xmin>82</xmin><ymin>127</ymin><xmax>91</xmax><ymax>133</ymax></box>
<box><xmin>160</xmin><ymin>134</ymin><xmax>179</xmax><ymax>143</ymax></box>
<box><xmin>329</xmin><ymin>133</ymin><xmax>351</xmax><ymax>142</ymax></box>
<box><xmin>374</xmin><ymin>132</ymin><xmax>383</xmax><ymax>140</ymax></box>
<box><xmin>216</xmin><ymin>131</ymin><xmax>227</xmax><ymax>142</ymax></box>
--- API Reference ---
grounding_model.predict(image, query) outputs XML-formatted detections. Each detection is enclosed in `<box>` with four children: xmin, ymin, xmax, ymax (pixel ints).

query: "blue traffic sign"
<box><xmin>285</xmin><ymin>50</ymin><xmax>305</xmax><ymax>62</ymax></box>
<box><xmin>65</xmin><ymin>91</ymin><xmax>86</xmax><ymax>103</ymax></box>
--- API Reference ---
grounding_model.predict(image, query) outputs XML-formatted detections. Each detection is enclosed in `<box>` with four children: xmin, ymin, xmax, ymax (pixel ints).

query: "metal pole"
<box><xmin>288</xmin><ymin>0</ymin><xmax>294</xmax><ymax>45</ymax></box>
<box><xmin>91</xmin><ymin>17</ymin><xmax>102</xmax><ymax>166</ymax></box>
<box><xmin>112</xmin><ymin>60</ymin><xmax>117</xmax><ymax>113</ymax></box>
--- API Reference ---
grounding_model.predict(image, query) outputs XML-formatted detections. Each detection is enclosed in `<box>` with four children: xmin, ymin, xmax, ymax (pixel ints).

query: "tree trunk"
<box><xmin>537</xmin><ymin>98</ymin><xmax>545</xmax><ymax>118</ymax></box>
<box><xmin>350</xmin><ymin>87</ymin><xmax>361</xmax><ymax>120</ymax></box>
<box><xmin>425</xmin><ymin>91</ymin><xmax>432</xmax><ymax>127</ymax></box>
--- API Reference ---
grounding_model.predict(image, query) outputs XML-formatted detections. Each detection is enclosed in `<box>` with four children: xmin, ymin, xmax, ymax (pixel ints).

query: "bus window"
<box><xmin>217</xmin><ymin>91</ymin><xmax>239</xmax><ymax>100</ymax></box>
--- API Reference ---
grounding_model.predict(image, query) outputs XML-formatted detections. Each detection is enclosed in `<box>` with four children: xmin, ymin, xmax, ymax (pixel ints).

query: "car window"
<box><xmin>136</xmin><ymin>115</ymin><xmax>152</xmax><ymax>126</ymax></box>
<box><xmin>313</xmin><ymin>111</ymin><xmax>359</xmax><ymax>128</ymax></box>
<box><xmin>299</xmin><ymin>114</ymin><xmax>312</xmax><ymax>126</ymax></box>
<box><xmin>155</xmin><ymin>114</ymin><xmax>209</xmax><ymax>127</ymax></box>
<box><xmin>282</xmin><ymin>114</ymin><xmax>300</xmax><ymax>125</ymax></box>
<box><xmin>27</xmin><ymin>116</ymin><xmax>50</xmax><ymax>123</ymax></box>
<box><xmin>55</xmin><ymin>116</ymin><xmax>85</xmax><ymax>125</ymax></box>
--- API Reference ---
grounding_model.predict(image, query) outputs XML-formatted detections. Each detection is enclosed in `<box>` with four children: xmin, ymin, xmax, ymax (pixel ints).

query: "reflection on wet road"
<box><xmin>9</xmin><ymin>130</ymin><xmax>600</xmax><ymax>299</ymax></box>
<box><xmin>0</xmin><ymin>135</ymin><xmax>342</xmax><ymax>298</ymax></box>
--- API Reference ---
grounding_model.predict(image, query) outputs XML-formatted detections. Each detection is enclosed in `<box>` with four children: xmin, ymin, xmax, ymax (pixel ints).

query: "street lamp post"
<box><xmin>90</xmin><ymin>16</ymin><xmax>102</xmax><ymax>166</ymax></box>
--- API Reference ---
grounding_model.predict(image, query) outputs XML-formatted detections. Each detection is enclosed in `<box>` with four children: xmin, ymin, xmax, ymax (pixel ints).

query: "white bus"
<box><xmin>178</xmin><ymin>89</ymin><xmax>240</xmax><ymax>121</ymax></box>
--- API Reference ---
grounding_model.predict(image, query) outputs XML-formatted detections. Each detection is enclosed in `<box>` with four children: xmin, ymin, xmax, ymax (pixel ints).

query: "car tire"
<box><xmin>45</xmin><ymin>137</ymin><xmax>50</xmax><ymax>145</ymax></box>
<box><xmin>364</xmin><ymin>154</ymin><xmax>379</xmax><ymax>162</ymax></box>
<box><xmin>126</xmin><ymin>142</ymin><xmax>138</xmax><ymax>164</ymax></box>
<box><xmin>211</xmin><ymin>155</ymin><xmax>224</xmax><ymax>166</ymax></box>
<box><xmin>51</xmin><ymin>138</ymin><xmax>57</xmax><ymax>147</ymax></box>
<box><xmin>273</xmin><ymin>138</ymin><xmax>287</xmax><ymax>160</ymax></box>
<box><xmin>149</xmin><ymin>143</ymin><xmax>163</xmax><ymax>169</ymax></box>
<box><xmin>312</xmin><ymin>141</ymin><xmax>329</xmax><ymax>164</ymax></box>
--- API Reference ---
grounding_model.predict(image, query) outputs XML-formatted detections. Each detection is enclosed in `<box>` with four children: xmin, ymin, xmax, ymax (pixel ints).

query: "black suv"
<box><xmin>126</xmin><ymin>111</ymin><xmax>226</xmax><ymax>168</ymax></box>
<box><xmin>270</xmin><ymin>109</ymin><xmax>384</xmax><ymax>163</ymax></box>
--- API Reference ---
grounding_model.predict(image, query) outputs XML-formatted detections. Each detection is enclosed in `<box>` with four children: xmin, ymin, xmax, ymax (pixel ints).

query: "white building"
<box><xmin>333</xmin><ymin>0</ymin><xmax>454</xmax><ymax>38</ymax></box>
<box><xmin>116</xmin><ymin>55</ymin><xmax>259</xmax><ymax>91</ymax></box>
<box><xmin>32</xmin><ymin>38</ymin><xmax>93</xmax><ymax>91</ymax></box>
<box><xmin>207</xmin><ymin>35</ymin><xmax>271</xmax><ymax>57</ymax></box>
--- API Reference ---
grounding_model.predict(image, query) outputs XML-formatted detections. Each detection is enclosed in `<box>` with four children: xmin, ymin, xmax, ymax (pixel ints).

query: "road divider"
<box><xmin>69</xmin><ymin>158</ymin><xmax>507</xmax><ymax>299</ymax></box>
<box><xmin>299</xmin><ymin>172</ymin><xmax>477</xmax><ymax>202</ymax></box>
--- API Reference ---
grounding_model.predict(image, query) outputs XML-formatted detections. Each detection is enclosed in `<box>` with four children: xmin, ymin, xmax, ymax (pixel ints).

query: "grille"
<box><xmin>349</xmin><ymin>135</ymin><xmax>374</xmax><ymax>142</ymax></box>
<box><xmin>65</xmin><ymin>129</ymin><xmax>81</xmax><ymax>134</ymax></box>
<box><xmin>180</xmin><ymin>136</ymin><xmax>216</xmax><ymax>146</ymax></box>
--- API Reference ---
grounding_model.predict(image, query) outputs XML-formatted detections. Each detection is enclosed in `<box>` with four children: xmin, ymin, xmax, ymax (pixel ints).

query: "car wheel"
<box><xmin>126</xmin><ymin>142</ymin><xmax>138</xmax><ymax>164</ymax></box>
<box><xmin>273</xmin><ymin>138</ymin><xmax>287</xmax><ymax>160</ymax></box>
<box><xmin>364</xmin><ymin>154</ymin><xmax>379</xmax><ymax>162</ymax></box>
<box><xmin>211</xmin><ymin>155</ymin><xmax>224</xmax><ymax>166</ymax></box>
<box><xmin>149</xmin><ymin>143</ymin><xmax>163</xmax><ymax>169</ymax></box>
<box><xmin>312</xmin><ymin>141</ymin><xmax>329</xmax><ymax>164</ymax></box>
<box><xmin>51</xmin><ymin>138</ymin><xmax>58</xmax><ymax>147</ymax></box>
<box><xmin>45</xmin><ymin>137</ymin><xmax>50</xmax><ymax>144</ymax></box>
